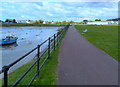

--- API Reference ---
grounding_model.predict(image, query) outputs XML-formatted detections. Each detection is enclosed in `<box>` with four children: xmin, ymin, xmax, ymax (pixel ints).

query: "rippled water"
<box><xmin>0</xmin><ymin>26</ymin><xmax>62</xmax><ymax>73</ymax></box>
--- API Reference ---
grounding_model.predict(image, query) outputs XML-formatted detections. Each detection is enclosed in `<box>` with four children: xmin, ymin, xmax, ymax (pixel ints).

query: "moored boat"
<box><xmin>0</xmin><ymin>36</ymin><xmax>18</xmax><ymax>45</ymax></box>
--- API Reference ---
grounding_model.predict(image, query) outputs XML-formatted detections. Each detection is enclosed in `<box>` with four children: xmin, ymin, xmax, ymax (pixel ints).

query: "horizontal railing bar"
<box><xmin>40</xmin><ymin>32</ymin><xmax>58</xmax><ymax>46</ymax></box>
<box><xmin>50</xmin><ymin>41</ymin><xmax>54</xmax><ymax>48</ymax></box>
<box><xmin>12</xmin><ymin>57</ymin><xmax>39</xmax><ymax>87</ymax></box>
<box><xmin>40</xmin><ymin>38</ymin><xmax>49</xmax><ymax>46</ymax></box>
<box><xmin>39</xmin><ymin>56</ymin><xmax>49</xmax><ymax>70</ymax></box>
<box><xmin>28</xmin><ymin>55</ymin><xmax>50</xmax><ymax>86</ymax></box>
<box><xmin>55</xmin><ymin>42</ymin><xmax>58</xmax><ymax>47</ymax></box>
<box><xmin>39</xmin><ymin>48</ymin><xmax>48</xmax><ymax>58</ymax></box>
<box><xmin>8</xmin><ymin>46</ymin><xmax>38</xmax><ymax>69</ymax></box>
<box><xmin>27</xmin><ymin>70</ymin><xmax>38</xmax><ymax>87</ymax></box>
<box><xmin>50</xmin><ymin>48</ymin><xmax>54</xmax><ymax>55</ymax></box>
<box><xmin>50</xmin><ymin>34</ymin><xmax>55</xmax><ymax>38</ymax></box>
<box><xmin>39</xmin><ymin>38</ymin><xmax>57</xmax><ymax>59</ymax></box>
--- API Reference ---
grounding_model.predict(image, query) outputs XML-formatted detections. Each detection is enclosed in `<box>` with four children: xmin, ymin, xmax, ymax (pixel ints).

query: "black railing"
<box><xmin>0</xmin><ymin>25</ymin><xmax>69</xmax><ymax>87</ymax></box>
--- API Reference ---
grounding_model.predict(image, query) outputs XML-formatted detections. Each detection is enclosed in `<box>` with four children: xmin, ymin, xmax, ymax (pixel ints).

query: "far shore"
<box><xmin>1</xmin><ymin>23</ymin><xmax>66</xmax><ymax>27</ymax></box>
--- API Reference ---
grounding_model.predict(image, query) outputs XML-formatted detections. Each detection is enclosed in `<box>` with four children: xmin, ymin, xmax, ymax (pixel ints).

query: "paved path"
<box><xmin>58</xmin><ymin>26</ymin><xmax>118</xmax><ymax>85</ymax></box>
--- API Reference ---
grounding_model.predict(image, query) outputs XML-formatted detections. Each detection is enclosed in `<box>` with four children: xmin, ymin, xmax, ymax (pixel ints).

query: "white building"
<box><xmin>43</xmin><ymin>21</ymin><xmax>49</xmax><ymax>24</ymax></box>
<box><xmin>51</xmin><ymin>21</ymin><xmax>56</xmax><ymax>24</ymax></box>
<box><xmin>108</xmin><ymin>21</ymin><xmax>118</xmax><ymax>24</ymax></box>
<box><xmin>87</xmin><ymin>21</ymin><xmax>118</xmax><ymax>25</ymax></box>
<box><xmin>16</xmin><ymin>20</ymin><xmax>34</xmax><ymax>23</ymax></box>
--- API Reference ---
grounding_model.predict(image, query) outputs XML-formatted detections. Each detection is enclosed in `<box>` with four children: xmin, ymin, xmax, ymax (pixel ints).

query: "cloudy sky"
<box><xmin>0</xmin><ymin>2</ymin><xmax>118</xmax><ymax>22</ymax></box>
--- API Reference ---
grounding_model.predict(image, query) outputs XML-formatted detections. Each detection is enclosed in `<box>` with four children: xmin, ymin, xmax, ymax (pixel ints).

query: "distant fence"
<box><xmin>0</xmin><ymin>25</ymin><xmax>69</xmax><ymax>87</ymax></box>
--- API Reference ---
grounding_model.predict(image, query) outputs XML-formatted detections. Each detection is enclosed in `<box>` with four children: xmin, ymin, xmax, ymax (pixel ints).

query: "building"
<box><xmin>16</xmin><ymin>20</ymin><xmax>34</xmax><ymax>23</ymax></box>
<box><xmin>51</xmin><ymin>21</ymin><xmax>56</xmax><ymax>24</ymax></box>
<box><xmin>43</xmin><ymin>21</ymin><xmax>49</xmax><ymax>24</ymax></box>
<box><xmin>86</xmin><ymin>21</ymin><xmax>118</xmax><ymax>25</ymax></box>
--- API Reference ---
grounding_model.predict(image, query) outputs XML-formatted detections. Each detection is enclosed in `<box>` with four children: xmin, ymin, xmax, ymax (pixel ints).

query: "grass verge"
<box><xmin>74</xmin><ymin>25</ymin><xmax>118</xmax><ymax>61</ymax></box>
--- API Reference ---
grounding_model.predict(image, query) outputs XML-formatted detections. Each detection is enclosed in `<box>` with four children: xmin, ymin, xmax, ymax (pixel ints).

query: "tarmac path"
<box><xmin>58</xmin><ymin>26</ymin><xmax>118</xmax><ymax>85</ymax></box>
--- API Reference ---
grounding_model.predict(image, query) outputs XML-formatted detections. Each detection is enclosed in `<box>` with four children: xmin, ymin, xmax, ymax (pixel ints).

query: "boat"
<box><xmin>0</xmin><ymin>35</ymin><xmax>18</xmax><ymax>45</ymax></box>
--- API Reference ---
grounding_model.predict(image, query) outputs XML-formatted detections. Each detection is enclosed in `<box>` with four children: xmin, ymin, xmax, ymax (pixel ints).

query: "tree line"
<box><xmin>5</xmin><ymin>19</ymin><xmax>17</xmax><ymax>23</ymax></box>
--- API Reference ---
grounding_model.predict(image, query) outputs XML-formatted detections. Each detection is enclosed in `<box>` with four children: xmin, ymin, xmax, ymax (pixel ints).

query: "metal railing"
<box><xmin>0</xmin><ymin>25</ymin><xmax>69</xmax><ymax>87</ymax></box>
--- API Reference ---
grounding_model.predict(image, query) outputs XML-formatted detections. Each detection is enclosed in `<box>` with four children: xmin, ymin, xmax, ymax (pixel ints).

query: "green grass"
<box><xmin>74</xmin><ymin>25</ymin><xmax>118</xmax><ymax>61</ymax></box>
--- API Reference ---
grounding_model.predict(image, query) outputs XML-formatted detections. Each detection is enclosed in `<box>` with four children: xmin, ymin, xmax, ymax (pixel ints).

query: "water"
<box><xmin>0</xmin><ymin>26</ymin><xmax>62</xmax><ymax>73</ymax></box>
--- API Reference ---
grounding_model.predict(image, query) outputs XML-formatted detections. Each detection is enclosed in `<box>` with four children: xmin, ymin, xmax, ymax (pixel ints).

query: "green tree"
<box><xmin>5</xmin><ymin>19</ymin><xmax>12</xmax><ymax>22</ymax></box>
<box><xmin>95</xmin><ymin>19</ymin><xmax>101</xmax><ymax>21</ymax></box>
<box><xmin>13</xmin><ymin>19</ymin><xmax>16</xmax><ymax>23</ymax></box>
<box><xmin>38</xmin><ymin>20</ymin><xmax>43</xmax><ymax>24</ymax></box>
<box><xmin>89</xmin><ymin>20</ymin><xmax>93</xmax><ymax>22</ymax></box>
<box><xmin>62</xmin><ymin>21</ymin><xmax>67</xmax><ymax>24</ymax></box>
<box><xmin>69</xmin><ymin>21</ymin><xmax>74</xmax><ymax>24</ymax></box>
<box><xmin>83</xmin><ymin>20</ymin><xmax>88</xmax><ymax>22</ymax></box>
<box><xmin>5</xmin><ymin>19</ymin><xmax>9</xmax><ymax>22</ymax></box>
<box><xmin>48</xmin><ymin>22</ymin><xmax>51</xmax><ymax>24</ymax></box>
<box><xmin>33</xmin><ymin>21</ymin><xmax>39</xmax><ymax>24</ymax></box>
<box><xmin>83</xmin><ymin>20</ymin><xmax>88</xmax><ymax>24</ymax></box>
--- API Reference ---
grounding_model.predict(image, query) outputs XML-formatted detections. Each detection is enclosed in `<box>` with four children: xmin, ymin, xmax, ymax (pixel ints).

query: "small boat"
<box><xmin>0</xmin><ymin>36</ymin><xmax>18</xmax><ymax>45</ymax></box>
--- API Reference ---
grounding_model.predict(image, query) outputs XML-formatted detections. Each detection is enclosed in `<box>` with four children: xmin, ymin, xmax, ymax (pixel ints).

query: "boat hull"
<box><xmin>0</xmin><ymin>38</ymin><xmax>18</xmax><ymax>45</ymax></box>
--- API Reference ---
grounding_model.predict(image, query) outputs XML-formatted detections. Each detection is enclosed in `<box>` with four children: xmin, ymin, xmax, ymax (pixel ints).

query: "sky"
<box><xmin>0</xmin><ymin>1</ymin><xmax>119</xmax><ymax>22</ymax></box>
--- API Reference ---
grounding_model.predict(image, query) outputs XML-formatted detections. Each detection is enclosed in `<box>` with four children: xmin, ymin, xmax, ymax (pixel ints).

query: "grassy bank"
<box><xmin>74</xmin><ymin>25</ymin><xmax>118</xmax><ymax>61</ymax></box>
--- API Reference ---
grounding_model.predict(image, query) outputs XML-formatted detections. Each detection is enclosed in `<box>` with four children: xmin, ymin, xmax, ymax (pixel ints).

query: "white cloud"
<box><xmin>21</xmin><ymin>15</ymin><xmax>25</xmax><ymax>18</ymax></box>
<box><xmin>47</xmin><ymin>12</ymin><xmax>54</xmax><ymax>16</ymax></box>
<box><xmin>1</xmin><ymin>0</ymin><xmax>119</xmax><ymax>2</ymax></box>
<box><xmin>11</xmin><ymin>6</ymin><xmax>15</xmax><ymax>8</ymax></box>
<box><xmin>1</xmin><ymin>2</ymin><xmax>118</xmax><ymax>21</ymax></box>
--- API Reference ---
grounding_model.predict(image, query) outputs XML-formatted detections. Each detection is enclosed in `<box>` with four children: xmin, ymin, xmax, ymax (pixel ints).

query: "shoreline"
<box><xmin>1</xmin><ymin>23</ymin><xmax>66</xmax><ymax>27</ymax></box>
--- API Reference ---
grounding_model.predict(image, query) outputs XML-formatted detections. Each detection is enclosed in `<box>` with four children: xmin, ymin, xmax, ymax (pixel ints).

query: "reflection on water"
<box><xmin>1</xmin><ymin>43</ymin><xmax>18</xmax><ymax>50</ymax></box>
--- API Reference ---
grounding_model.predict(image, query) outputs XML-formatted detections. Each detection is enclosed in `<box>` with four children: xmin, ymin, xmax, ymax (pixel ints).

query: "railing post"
<box><xmin>59</xmin><ymin>33</ymin><xmax>60</xmax><ymax>42</ymax></box>
<box><xmin>59</xmin><ymin>32</ymin><xmax>62</xmax><ymax>41</ymax></box>
<box><xmin>48</xmin><ymin>37</ymin><xmax>51</xmax><ymax>58</ymax></box>
<box><xmin>57</xmin><ymin>34</ymin><xmax>59</xmax><ymax>45</ymax></box>
<box><xmin>61</xmin><ymin>29</ymin><xmax>64</xmax><ymax>40</ymax></box>
<box><xmin>37</xmin><ymin>45</ymin><xmax>40</xmax><ymax>76</ymax></box>
<box><xmin>3</xmin><ymin>65</ymin><xmax>9</xmax><ymax>87</ymax></box>
<box><xmin>54</xmin><ymin>34</ymin><xmax>56</xmax><ymax>51</ymax></box>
